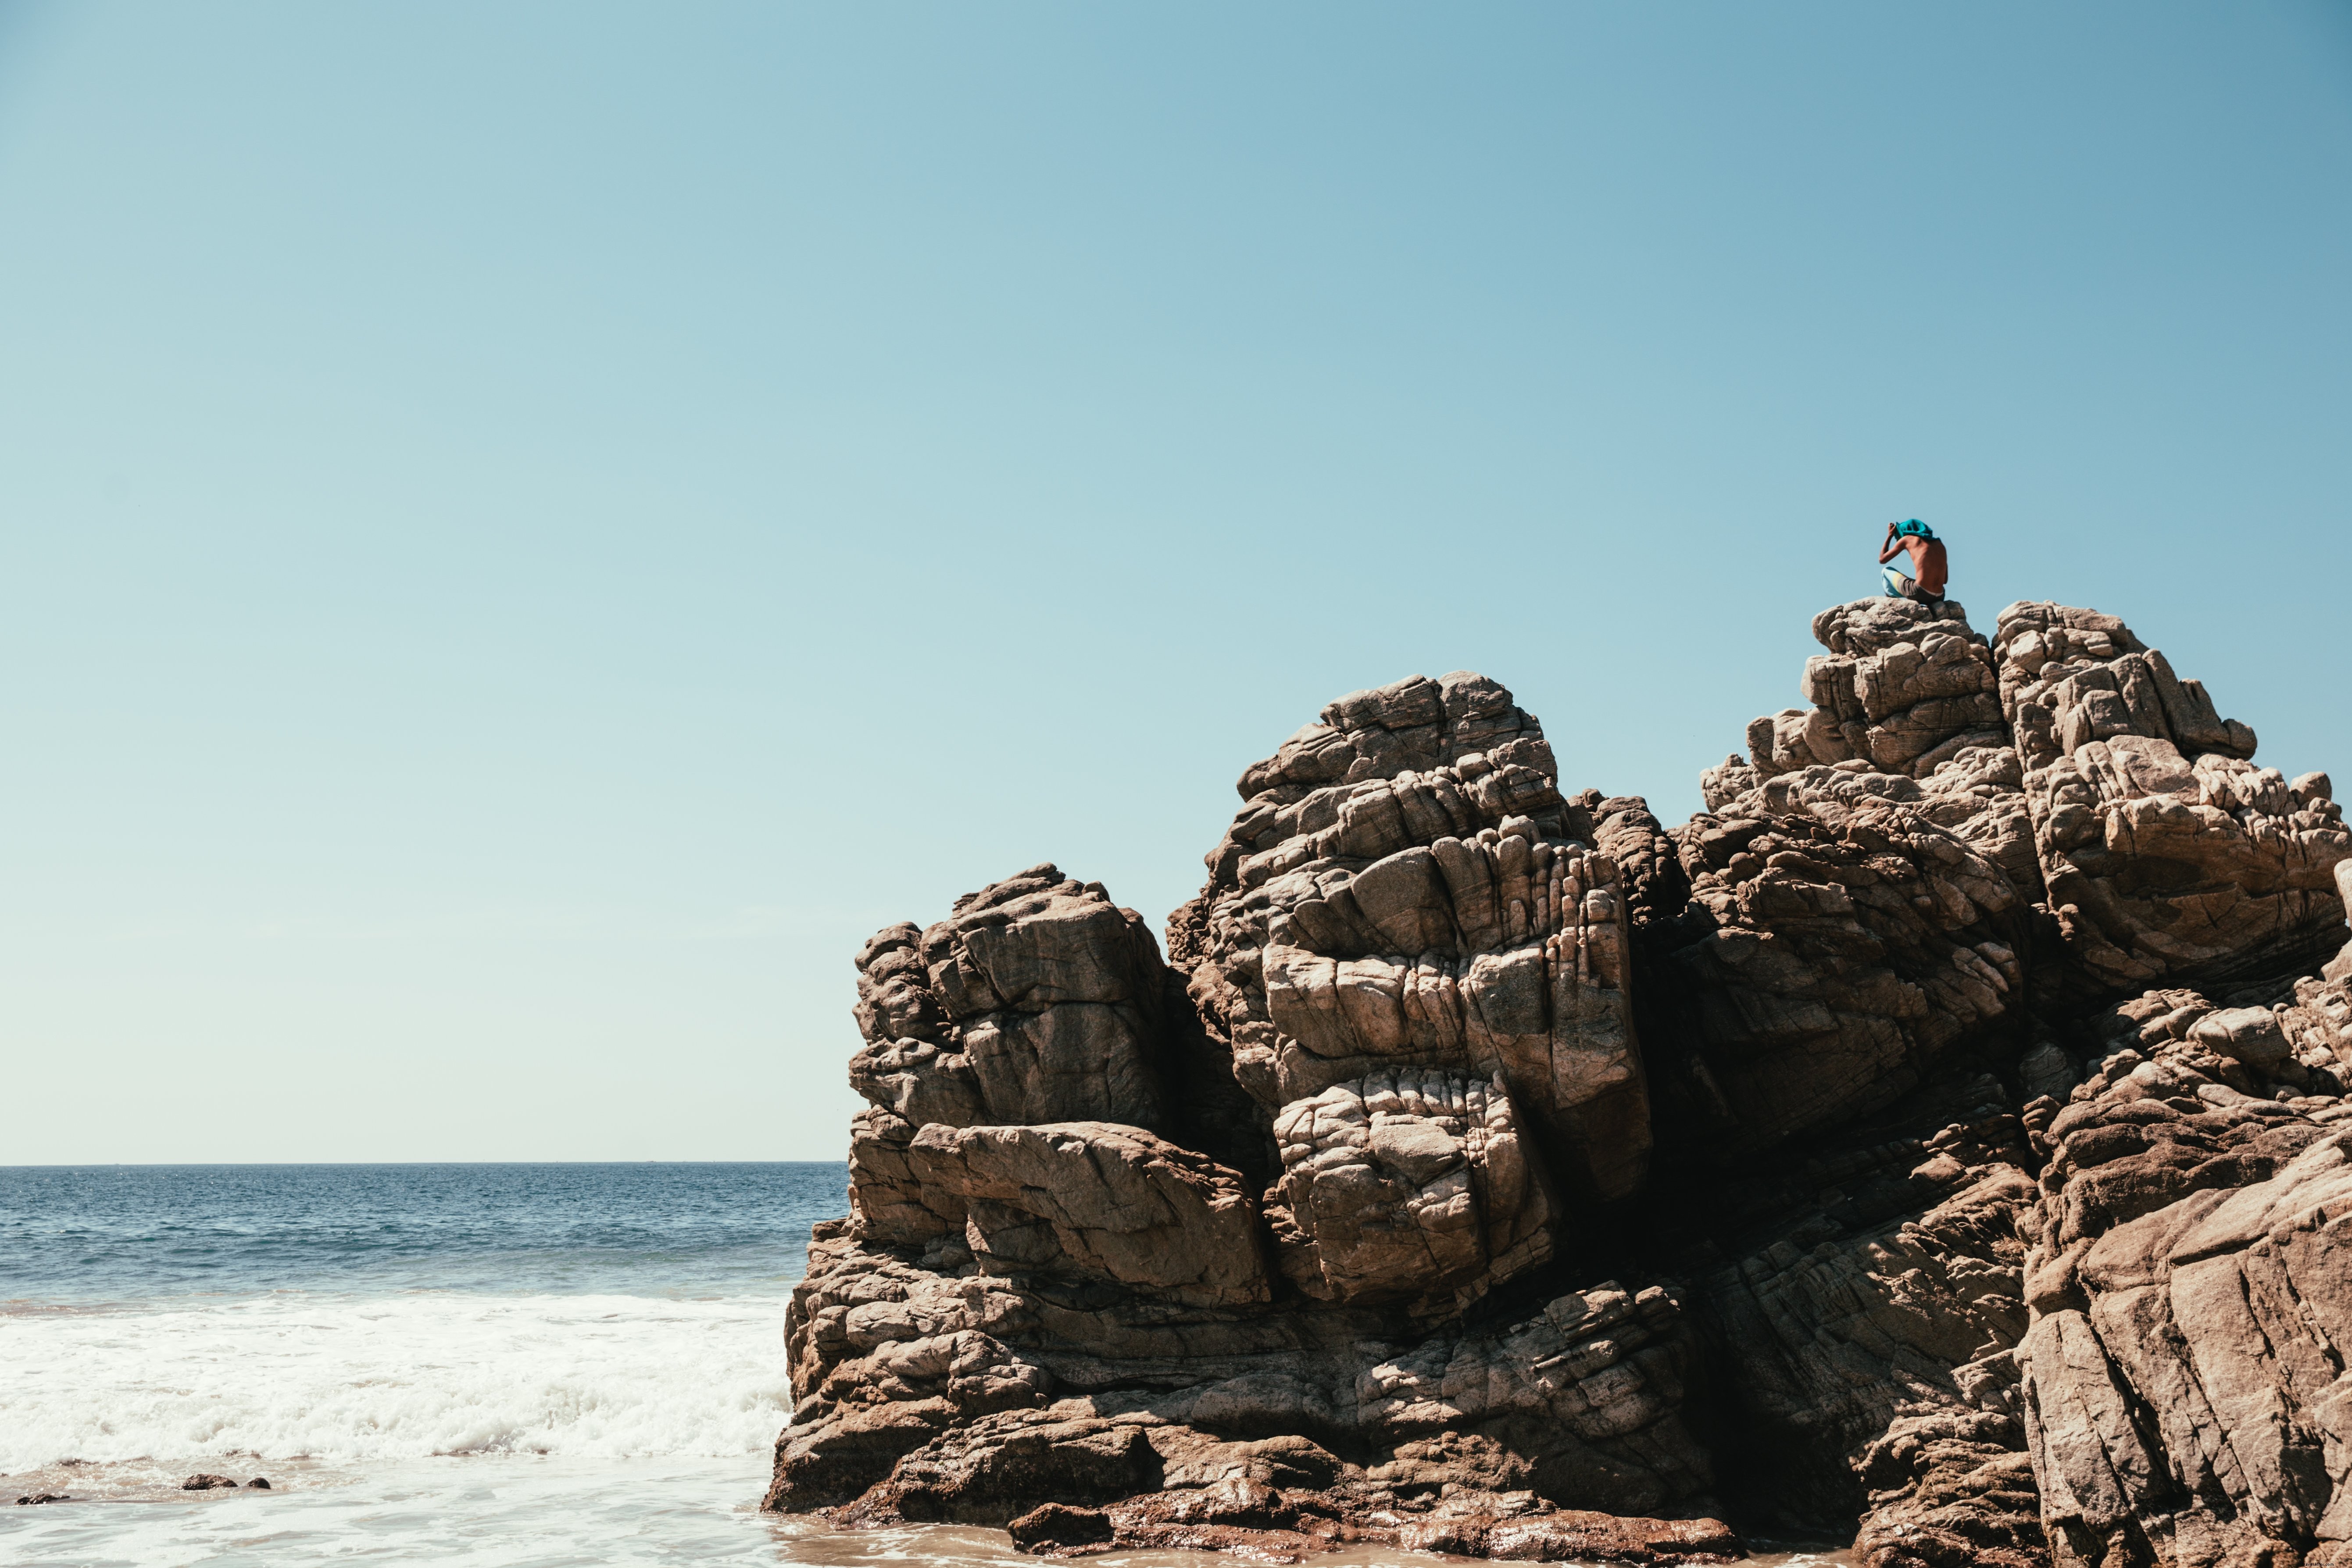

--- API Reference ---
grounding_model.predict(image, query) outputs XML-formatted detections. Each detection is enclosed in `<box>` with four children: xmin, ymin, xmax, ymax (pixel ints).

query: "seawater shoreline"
<box><xmin>0</xmin><ymin>1164</ymin><xmax>832</xmax><ymax>1565</ymax></box>
<box><xmin>4</xmin><ymin>1456</ymin><xmax>1856</xmax><ymax>1568</ymax></box>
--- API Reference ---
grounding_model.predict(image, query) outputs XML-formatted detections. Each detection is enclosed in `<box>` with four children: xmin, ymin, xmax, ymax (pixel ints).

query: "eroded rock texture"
<box><xmin>773</xmin><ymin>594</ymin><xmax>2352</xmax><ymax>1566</ymax></box>
<box><xmin>777</xmin><ymin>678</ymin><xmax>1730</xmax><ymax>1564</ymax></box>
<box><xmin>1267</xmin><ymin>1069</ymin><xmax>1555</xmax><ymax>1314</ymax></box>
<box><xmin>1659</xmin><ymin>791</ymin><xmax>2030</xmax><ymax>1149</ymax></box>
<box><xmin>1654</xmin><ymin>600</ymin><xmax>2042</xmax><ymax>1160</ymax></box>
<box><xmin>1995</xmin><ymin>602</ymin><xmax>2351</xmax><ymax>997</ymax></box>
<box><xmin>1179</xmin><ymin>673</ymin><xmax>1656</xmax><ymax>1207</ymax></box>
<box><xmin>2012</xmin><ymin>977</ymin><xmax>2352</xmax><ymax>1568</ymax></box>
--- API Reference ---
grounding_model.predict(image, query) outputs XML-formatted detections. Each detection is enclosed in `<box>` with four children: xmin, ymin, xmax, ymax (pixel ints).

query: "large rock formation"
<box><xmin>1667</xmin><ymin>595</ymin><xmax>2350</xmax><ymax>1567</ymax></box>
<box><xmin>1661</xmin><ymin>599</ymin><xmax>2039</xmax><ymax>1153</ymax></box>
<box><xmin>771</xmin><ymin>593</ymin><xmax>2352</xmax><ymax>1568</ymax></box>
<box><xmin>1179</xmin><ymin>672</ymin><xmax>1657</xmax><ymax>1208</ymax></box>
<box><xmin>1994</xmin><ymin>601</ymin><xmax>2348</xmax><ymax>996</ymax></box>
<box><xmin>2016</xmin><ymin>978</ymin><xmax>2352</xmax><ymax>1568</ymax></box>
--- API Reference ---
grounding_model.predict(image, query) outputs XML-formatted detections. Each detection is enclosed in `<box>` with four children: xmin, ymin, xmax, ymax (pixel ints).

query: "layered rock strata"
<box><xmin>1658</xmin><ymin>599</ymin><xmax>2041</xmax><ymax>1155</ymax></box>
<box><xmin>1266</xmin><ymin>1068</ymin><xmax>1555</xmax><ymax>1314</ymax></box>
<box><xmin>1994</xmin><ymin>601</ymin><xmax>2350</xmax><ymax>995</ymax></box>
<box><xmin>2018</xmin><ymin>996</ymin><xmax>2352</xmax><ymax>1568</ymax></box>
<box><xmin>780</xmin><ymin>730</ymin><xmax>1726</xmax><ymax>1562</ymax></box>
<box><xmin>772</xmin><ymin>1197</ymin><xmax>1724</xmax><ymax>1550</ymax></box>
<box><xmin>1179</xmin><ymin>673</ymin><xmax>1656</xmax><ymax>1210</ymax></box>
<box><xmin>1707</xmin><ymin>597</ymin><xmax>2009</xmax><ymax>796</ymax></box>
<box><xmin>773</xmin><ymin>593</ymin><xmax>2352</xmax><ymax>1567</ymax></box>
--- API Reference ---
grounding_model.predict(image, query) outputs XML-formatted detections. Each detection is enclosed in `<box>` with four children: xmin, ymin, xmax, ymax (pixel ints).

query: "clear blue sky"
<box><xmin>4</xmin><ymin>2</ymin><xmax>2347</xmax><ymax>1162</ymax></box>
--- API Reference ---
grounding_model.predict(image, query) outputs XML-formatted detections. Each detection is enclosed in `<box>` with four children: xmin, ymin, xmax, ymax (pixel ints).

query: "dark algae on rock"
<box><xmin>767</xmin><ymin>596</ymin><xmax>2352</xmax><ymax>1568</ymax></box>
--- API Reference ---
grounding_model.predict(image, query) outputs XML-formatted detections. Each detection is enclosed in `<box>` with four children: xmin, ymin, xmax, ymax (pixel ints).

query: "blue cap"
<box><xmin>1894</xmin><ymin>518</ymin><xmax>1936</xmax><ymax>539</ymax></box>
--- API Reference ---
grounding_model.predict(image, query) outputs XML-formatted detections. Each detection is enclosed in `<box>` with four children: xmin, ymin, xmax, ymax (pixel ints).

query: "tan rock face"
<box><xmin>1005</xmin><ymin>1480</ymin><xmax>1744</xmax><ymax>1564</ymax></box>
<box><xmin>1667</xmin><ymin>599</ymin><xmax>2041</xmax><ymax>1155</ymax></box>
<box><xmin>1175</xmin><ymin>671</ymin><xmax>1655</xmax><ymax>1207</ymax></box>
<box><xmin>1665</xmin><ymin>593</ymin><xmax>2351</xmax><ymax>1155</ymax></box>
<box><xmin>849</xmin><ymin>870</ymin><xmax>1176</xmax><ymax>1135</ymax></box>
<box><xmin>1705</xmin><ymin>598</ymin><xmax>2006</xmax><ymax>804</ymax></box>
<box><xmin>906</xmin><ymin>1122</ymin><xmax>1269</xmax><ymax>1310</ymax></box>
<box><xmin>844</xmin><ymin>867</ymin><xmax>1226</xmax><ymax>1256</ymax></box>
<box><xmin>1660</xmin><ymin>794</ymin><xmax>2030</xmax><ymax>1150</ymax></box>
<box><xmin>2017</xmin><ymin>1022</ymin><xmax>2352</xmax><ymax>1568</ymax></box>
<box><xmin>1265</xmin><ymin>1069</ymin><xmax>1552</xmax><ymax>1313</ymax></box>
<box><xmin>1661</xmin><ymin>595</ymin><xmax>2352</xmax><ymax>1564</ymax></box>
<box><xmin>1851</xmin><ymin>1407</ymin><xmax>2050</xmax><ymax>1568</ymax></box>
<box><xmin>1993</xmin><ymin>600</ymin><xmax>2351</xmax><ymax>993</ymax></box>
<box><xmin>775</xmin><ymin>600</ymin><xmax>2352</xmax><ymax>1567</ymax></box>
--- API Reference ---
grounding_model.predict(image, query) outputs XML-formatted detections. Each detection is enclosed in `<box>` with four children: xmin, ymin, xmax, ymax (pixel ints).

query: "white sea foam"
<box><xmin>0</xmin><ymin>1291</ymin><xmax>794</xmax><ymax>1472</ymax></box>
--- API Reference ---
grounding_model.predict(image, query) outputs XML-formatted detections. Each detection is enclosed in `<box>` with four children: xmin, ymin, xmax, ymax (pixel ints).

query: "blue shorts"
<box><xmin>1883</xmin><ymin>564</ymin><xmax>1945</xmax><ymax>603</ymax></box>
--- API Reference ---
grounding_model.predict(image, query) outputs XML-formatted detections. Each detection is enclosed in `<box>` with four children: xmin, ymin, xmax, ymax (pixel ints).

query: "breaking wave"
<box><xmin>0</xmin><ymin>1289</ymin><xmax>794</xmax><ymax>1471</ymax></box>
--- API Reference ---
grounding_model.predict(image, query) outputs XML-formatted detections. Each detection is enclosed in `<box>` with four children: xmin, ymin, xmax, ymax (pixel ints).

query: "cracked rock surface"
<box><xmin>770</xmin><ymin>595</ymin><xmax>2352</xmax><ymax>1567</ymax></box>
<box><xmin>1993</xmin><ymin>601</ymin><xmax>2350</xmax><ymax>997</ymax></box>
<box><xmin>1266</xmin><ymin>1068</ymin><xmax>1554</xmax><ymax>1314</ymax></box>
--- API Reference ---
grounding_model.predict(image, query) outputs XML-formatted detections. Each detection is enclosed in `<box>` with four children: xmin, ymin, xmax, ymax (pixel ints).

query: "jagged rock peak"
<box><xmin>1704</xmin><ymin>594</ymin><xmax>2006</xmax><ymax>809</ymax></box>
<box><xmin>776</xmin><ymin>674</ymin><xmax>1729</xmax><ymax>1564</ymax></box>
<box><xmin>1694</xmin><ymin>593</ymin><xmax>2348</xmax><ymax>1009</ymax></box>
<box><xmin>1991</xmin><ymin>598</ymin><xmax>2347</xmax><ymax>992</ymax></box>
<box><xmin>1179</xmin><ymin>670</ymin><xmax>1676</xmax><ymax>1207</ymax></box>
<box><xmin>1235</xmin><ymin>671</ymin><xmax>1554</xmax><ymax>803</ymax></box>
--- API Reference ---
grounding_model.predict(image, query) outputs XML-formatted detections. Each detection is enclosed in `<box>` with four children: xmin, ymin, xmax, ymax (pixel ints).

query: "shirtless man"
<box><xmin>1878</xmin><ymin>518</ymin><xmax>1947</xmax><ymax>604</ymax></box>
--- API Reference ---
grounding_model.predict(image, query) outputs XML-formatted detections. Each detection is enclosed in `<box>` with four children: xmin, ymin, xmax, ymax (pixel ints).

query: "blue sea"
<box><xmin>0</xmin><ymin>1164</ymin><xmax>1847</xmax><ymax>1568</ymax></box>
<box><xmin>0</xmin><ymin>1163</ymin><xmax>940</xmax><ymax>1567</ymax></box>
<box><xmin>1</xmin><ymin>1163</ymin><xmax>846</xmax><ymax>1303</ymax></box>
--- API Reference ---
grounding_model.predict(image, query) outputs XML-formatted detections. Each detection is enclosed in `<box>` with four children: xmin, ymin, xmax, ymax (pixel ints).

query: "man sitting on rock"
<box><xmin>1878</xmin><ymin>518</ymin><xmax>1947</xmax><ymax>604</ymax></box>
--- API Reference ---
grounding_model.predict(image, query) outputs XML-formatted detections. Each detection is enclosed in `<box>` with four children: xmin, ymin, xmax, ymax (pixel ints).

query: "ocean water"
<box><xmin>1</xmin><ymin>1163</ymin><xmax>826</xmax><ymax>1566</ymax></box>
<box><xmin>0</xmin><ymin>1164</ymin><xmax>1851</xmax><ymax>1567</ymax></box>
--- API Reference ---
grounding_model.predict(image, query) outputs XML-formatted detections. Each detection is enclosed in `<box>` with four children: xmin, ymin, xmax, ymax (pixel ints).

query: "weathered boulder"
<box><xmin>848</xmin><ymin>870</ymin><xmax>1175</xmax><ymax>1133</ymax></box>
<box><xmin>1852</xmin><ymin>1407</ymin><xmax>2051</xmax><ymax>1568</ymax></box>
<box><xmin>844</xmin><ymin>1107</ymin><xmax>964</xmax><ymax>1250</ymax></box>
<box><xmin>1994</xmin><ymin>601</ymin><xmax>2350</xmax><ymax>994</ymax></box>
<box><xmin>772</xmin><ymin>1191</ymin><xmax>1724</xmax><ymax>1544</ymax></box>
<box><xmin>777</xmin><ymin>1142</ymin><xmax>1719</xmax><ymax>1532</ymax></box>
<box><xmin>905</xmin><ymin>1121</ymin><xmax>1269</xmax><ymax>1309</ymax></box>
<box><xmin>1007</xmin><ymin>1476</ymin><xmax>1746</xmax><ymax>1563</ymax></box>
<box><xmin>1666</xmin><ymin>595</ymin><xmax>2352</xmax><ymax>1562</ymax></box>
<box><xmin>767</xmin><ymin>1225</ymin><xmax>1062</xmax><ymax>1512</ymax></box>
<box><xmin>1175</xmin><ymin>671</ymin><xmax>1657</xmax><ymax>1206</ymax></box>
<box><xmin>2017</xmin><ymin>1016</ymin><xmax>2352</xmax><ymax>1568</ymax></box>
<box><xmin>833</xmin><ymin>1409</ymin><xmax>1168</xmax><ymax>1526</ymax></box>
<box><xmin>1704</xmin><ymin>597</ymin><xmax>2007</xmax><ymax>801</ymax></box>
<box><xmin>1661</xmin><ymin>599</ymin><xmax>2041</xmax><ymax>1154</ymax></box>
<box><xmin>1656</xmin><ymin>790</ymin><xmax>2031</xmax><ymax>1150</ymax></box>
<box><xmin>1355</xmin><ymin>1276</ymin><xmax>1712</xmax><ymax>1514</ymax></box>
<box><xmin>1265</xmin><ymin>1068</ymin><xmax>1553</xmax><ymax>1314</ymax></box>
<box><xmin>844</xmin><ymin>866</ymin><xmax>1233</xmax><ymax>1254</ymax></box>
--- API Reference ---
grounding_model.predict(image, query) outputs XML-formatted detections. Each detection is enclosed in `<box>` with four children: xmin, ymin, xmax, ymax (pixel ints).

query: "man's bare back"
<box><xmin>1878</xmin><ymin>521</ymin><xmax>1947</xmax><ymax>600</ymax></box>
